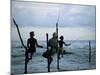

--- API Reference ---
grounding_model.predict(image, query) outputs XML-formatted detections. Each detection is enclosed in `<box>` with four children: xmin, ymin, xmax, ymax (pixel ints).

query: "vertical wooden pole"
<box><xmin>56</xmin><ymin>23</ymin><xmax>59</xmax><ymax>70</ymax></box>
<box><xmin>89</xmin><ymin>40</ymin><xmax>91</xmax><ymax>63</ymax></box>
<box><xmin>24</xmin><ymin>51</ymin><xmax>28</xmax><ymax>74</ymax></box>
<box><xmin>46</xmin><ymin>33</ymin><xmax>50</xmax><ymax>72</ymax></box>
<box><xmin>56</xmin><ymin>7</ymin><xmax>60</xmax><ymax>70</ymax></box>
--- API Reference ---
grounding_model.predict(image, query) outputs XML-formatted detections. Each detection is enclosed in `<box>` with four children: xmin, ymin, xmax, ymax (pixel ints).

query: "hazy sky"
<box><xmin>11</xmin><ymin>1</ymin><xmax>96</xmax><ymax>41</ymax></box>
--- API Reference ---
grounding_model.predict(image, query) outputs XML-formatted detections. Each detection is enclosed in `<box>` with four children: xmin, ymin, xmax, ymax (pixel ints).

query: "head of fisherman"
<box><xmin>30</xmin><ymin>31</ymin><xmax>34</xmax><ymax>38</ymax></box>
<box><xmin>60</xmin><ymin>35</ymin><xmax>64</xmax><ymax>41</ymax></box>
<box><xmin>52</xmin><ymin>32</ymin><xmax>58</xmax><ymax>39</ymax></box>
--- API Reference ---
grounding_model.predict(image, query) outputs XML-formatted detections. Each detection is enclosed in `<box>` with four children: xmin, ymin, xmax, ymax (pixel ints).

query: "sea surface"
<box><xmin>11</xmin><ymin>40</ymin><xmax>96</xmax><ymax>74</ymax></box>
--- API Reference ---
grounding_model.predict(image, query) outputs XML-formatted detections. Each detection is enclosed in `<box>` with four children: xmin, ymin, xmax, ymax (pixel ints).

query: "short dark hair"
<box><xmin>30</xmin><ymin>31</ymin><xmax>34</xmax><ymax>35</ymax></box>
<box><xmin>60</xmin><ymin>36</ymin><xmax>64</xmax><ymax>39</ymax></box>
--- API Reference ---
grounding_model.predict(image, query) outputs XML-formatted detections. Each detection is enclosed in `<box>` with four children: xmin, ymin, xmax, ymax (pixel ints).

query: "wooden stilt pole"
<box><xmin>24</xmin><ymin>50</ymin><xmax>28</xmax><ymax>74</ymax></box>
<box><xmin>56</xmin><ymin>7</ymin><xmax>60</xmax><ymax>70</ymax></box>
<box><xmin>13</xmin><ymin>19</ymin><xmax>28</xmax><ymax>74</ymax></box>
<box><xmin>89</xmin><ymin>40</ymin><xmax>91</xmax><ymax>64</ymax></box>
<box><xmin>56</xmin><ymin>23</ymin><xmax>59</xmax><ymax>70</ymax></box>
<box><xmin>46</xmin><ymin>33</ymin><xmax>50</xmax><ymax>72</ymax></box>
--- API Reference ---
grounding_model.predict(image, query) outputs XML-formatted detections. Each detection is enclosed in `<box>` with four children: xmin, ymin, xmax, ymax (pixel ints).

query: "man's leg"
<box><xmin>58</xmin><ymin>48</ymin><xmax>61</xmax><ymax>59</ymax></box>
<box><xmin>61</xmin><ymin>47</ymin><xmax>63</xmax><ymax>57</ymax></box>
<box><xmin>30</xmin><ymin>52</ymin><xmax>33</xmax><ymax>60</ymax></box>
<box><xmin>49</xmin><ymin>56</ymin><xmax>53</xmax><ymax>65</ymax></box>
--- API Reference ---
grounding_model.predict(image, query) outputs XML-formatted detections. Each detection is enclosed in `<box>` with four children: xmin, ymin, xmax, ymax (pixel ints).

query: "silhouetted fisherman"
<box><xmin>48</xmin><ymin>32</ymin><xmax>58</xmax><ymax>64</ymax></box>
<box><xmin>27</xmin><ymin>31</ymin><xmax>43</xmax><ymax>60</ymax></box>
<box><xmin>58</xmin><ymin>35</ymin><xmax>71</xmax><ymax>58</ymax></box>
<box><xmin>42</xmin><ymin>32</ymin><xmax>58</xmax><ymax>65</ymax></box>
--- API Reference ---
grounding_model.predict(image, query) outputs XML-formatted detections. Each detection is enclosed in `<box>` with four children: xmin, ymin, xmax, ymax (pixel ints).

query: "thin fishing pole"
<box><xmin>57</xmin><ymin>7</ymin><xmax>60</xmax><ymax>24</ymax></box>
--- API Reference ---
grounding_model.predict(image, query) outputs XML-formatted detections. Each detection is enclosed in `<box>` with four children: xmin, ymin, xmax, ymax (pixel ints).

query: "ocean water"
<box><xmin>11</xmin><ymin>40</ymin><xmax>96</xmax><ymax>74</ymax></box>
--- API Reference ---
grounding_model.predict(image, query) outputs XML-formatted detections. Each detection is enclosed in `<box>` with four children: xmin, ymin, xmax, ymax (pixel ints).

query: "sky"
<box><xmin>11</xmin><ymin>1</ymin><xmax>96</xmax><ymax>41</ymax></box>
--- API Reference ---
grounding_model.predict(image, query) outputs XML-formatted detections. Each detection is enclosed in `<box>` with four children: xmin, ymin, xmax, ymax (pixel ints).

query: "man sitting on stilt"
<box><xmin>27</xmin><ymin>31</ymin><xmax>43</xmax><ymax>61</ymax></box>
<box><xmin>48</xmin><ymin>32</ymin><xmax>58</xmax><ymax>64</ymax></box>
<box><xmin>58</xmin><ymin>35</ymin><xmax>71</xmax><ymax>59</ymax></box>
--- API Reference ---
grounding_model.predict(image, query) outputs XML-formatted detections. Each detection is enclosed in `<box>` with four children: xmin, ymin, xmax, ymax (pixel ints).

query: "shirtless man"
<box><xmin>58</xmin><ymin>35</ymin><xmax>71</xmax><ymax>58</ymax></box>
<box><xmin>27</xmin><ymin>31</ymin><xmax>43</xmax><ymax>60</ymax></box>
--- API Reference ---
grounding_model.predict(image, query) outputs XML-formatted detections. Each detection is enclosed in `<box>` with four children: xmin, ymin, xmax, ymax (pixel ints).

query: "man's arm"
<box><xmin>35</xmin><ymin>39</ymin><xmax>43</xmax><ymax>48</ymax></box>
<box><xmin>63</xmin><ymin>42</ymin><xmax>71</xmax><ymax>46</ymax></box>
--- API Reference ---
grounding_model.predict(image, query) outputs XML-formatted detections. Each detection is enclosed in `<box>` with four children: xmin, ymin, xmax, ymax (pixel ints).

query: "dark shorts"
<box><xmin>28</xmin><ymin>48</ymin><xmax>36</xmax><ymax>53</ymax></box>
